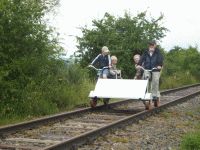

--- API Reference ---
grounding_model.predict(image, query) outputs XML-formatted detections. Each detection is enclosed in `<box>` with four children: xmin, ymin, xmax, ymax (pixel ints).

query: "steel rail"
<box><xmin>0</xmin><ymin>144</ymin><xmax>36</xmax><ymax>150</ymax></box>
<box><xmin>44</xmin><ymin>90</ymin><xmax>200</xmax><ymax>150</ymax></box>
<box><xmin>161</xmin><ymin>83</ymin><xmax>200</xmax><ymax>94</ymax></box>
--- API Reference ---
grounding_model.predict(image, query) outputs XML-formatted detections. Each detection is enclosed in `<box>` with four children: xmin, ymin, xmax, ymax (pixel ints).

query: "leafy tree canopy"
<box><xmin>76</xmin><ymin>11</ymin><xmax>168</xmax><ymax>78</ymax></box>
<box><xmin>164</xmin><ymin>46</ymin><xmax>200</xmax><ymax>80</ymax></box>
<box><xmin>0</xmin><ymin>0</ymin><xmax>64</xmax><ymax>116</ymax></box>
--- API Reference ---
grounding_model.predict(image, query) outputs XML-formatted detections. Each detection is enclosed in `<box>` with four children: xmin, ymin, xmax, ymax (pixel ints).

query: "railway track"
<box><xmin>0</xmin><ymin>83</ymin><xmax>200</xmax><ymax>150</ymax></box>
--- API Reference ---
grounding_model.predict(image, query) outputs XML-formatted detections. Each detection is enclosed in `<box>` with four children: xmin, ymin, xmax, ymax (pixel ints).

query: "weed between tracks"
<box><xmin>180</xmin><ymin>130</ymin><xmax>200</xmax><ymax>150</ymax></box>
<box><xmin>180</xmin><ymin>107</ymin><xmax>200</xmax><ymax>150</ymax></box>
<box><xmin>161</xmin><ymin>106</ymin><xmax>200</xmax><ymax>149</ymax></box>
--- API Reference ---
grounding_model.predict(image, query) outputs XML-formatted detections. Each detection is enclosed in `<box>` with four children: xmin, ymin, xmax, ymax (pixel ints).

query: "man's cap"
<box><xmin>148</xmin><ymin>40</ymin><xmax>156</xmax><ymax>45</ymax></box>
<box><xmin>102</xmin><ymin>46</ymin><xmax>109</xmax><ymax>53</ymax></box>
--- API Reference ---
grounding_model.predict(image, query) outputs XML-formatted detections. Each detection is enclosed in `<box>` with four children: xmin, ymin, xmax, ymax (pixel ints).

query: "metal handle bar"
<box><xmin>139</xmin><ymin>66</ymin><xmax>158</xmax><ymax>72</ymax></box>
<box><xmin>88</xmin><ymin>65</ymin><xmax>109</xmax><ymax>71</ymax></box>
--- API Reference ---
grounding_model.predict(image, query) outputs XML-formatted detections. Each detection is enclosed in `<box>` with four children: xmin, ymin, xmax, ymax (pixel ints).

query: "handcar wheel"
<box><xmin>103</xmin><ymin>98</ymin><xmax>109</xmax><ymax>105</ymax></box>
<box><xmin>90</xmin><ymin>98</ymin><xmax>97</xmax><ymax>108</ymax></box>
<box><xmin>145</xmin><ymin>101</ymin><xmax>152</xmax><ymax>110</ymax></box>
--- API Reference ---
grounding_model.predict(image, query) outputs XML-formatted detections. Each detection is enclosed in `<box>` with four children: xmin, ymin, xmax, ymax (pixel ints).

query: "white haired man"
<box><xmin>133</xmin><ymin>54</ymin><xmax>143</xmax><ymax>79</ymax></box>
<box><xmin>109</xmin><ymin>56</ymin><xmax>121</xmax><ymax>79</ymax></box>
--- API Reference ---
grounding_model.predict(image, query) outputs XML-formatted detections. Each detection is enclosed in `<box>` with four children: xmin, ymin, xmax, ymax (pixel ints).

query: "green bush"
<box><xmin>0</xmin><ymin>0</ymin><xmax>96</xmax><ymax>125</ymax></box>
<box><xmin>0</xmin><ymin>63</ymin><xmax>94</xmax><ymax>125</ymax></box>
<box><xmin>160</xmin><ymin>46</ymin><xmax>200</xmax><ymax>90</ymax></box>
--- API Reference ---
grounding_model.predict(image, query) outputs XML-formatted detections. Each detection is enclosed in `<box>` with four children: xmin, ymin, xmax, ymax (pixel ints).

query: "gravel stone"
<box><xmin>79</xmin><ymin>96</ymin><xmax>200</xmax><ymax>150</ymax></box>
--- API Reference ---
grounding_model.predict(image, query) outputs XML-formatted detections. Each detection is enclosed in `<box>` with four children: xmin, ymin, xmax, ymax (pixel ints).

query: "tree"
<box><xmin>0</xmin><ymin>0</ymin><xmax>63</xmax><ymax>116</ymax></box>
<box><xmin>164</xmin><ymin>46</ymin><xmax>200</xmax><ymax>80</ymax></box>
<box><xmin>160</xmin><ymin>45</ymin><xmax>200</xmax><ymax>89</ymax></box>
<box><xmin>75</xmin><ymin>12</ymin><xmax>168</xmax><ymax>78</ymax></box>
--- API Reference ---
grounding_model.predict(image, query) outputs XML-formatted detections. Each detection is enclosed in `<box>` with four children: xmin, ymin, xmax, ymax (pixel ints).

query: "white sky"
<box><xmin>50</xmin><ymin>0</ymin><xmax>200</xmax><ymax>56</ymax></box>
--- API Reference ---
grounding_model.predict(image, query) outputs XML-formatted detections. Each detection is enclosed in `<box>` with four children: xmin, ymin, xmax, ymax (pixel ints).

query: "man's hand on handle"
<box><xmin>136</xmin><ymin>65</ymin><xmax>142</xmax><ymax>70</ymax></box>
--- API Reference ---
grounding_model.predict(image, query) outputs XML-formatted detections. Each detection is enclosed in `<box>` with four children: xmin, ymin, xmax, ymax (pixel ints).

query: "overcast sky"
<box><xmin>50</xmin><ymin>0</ymin><xmax>200</xmax><ymax>56</ymax></box>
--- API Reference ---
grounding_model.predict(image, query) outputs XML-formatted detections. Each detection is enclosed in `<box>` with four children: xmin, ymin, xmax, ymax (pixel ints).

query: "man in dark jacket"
<box><xmin>137</xmin><ymin>40</ymin><xmax>164</xmax><ymax>107</ymax></box>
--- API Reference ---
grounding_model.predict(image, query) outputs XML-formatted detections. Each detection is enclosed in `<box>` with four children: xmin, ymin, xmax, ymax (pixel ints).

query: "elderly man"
<box><xmin>109</xmin><ymin>55</ymin><xmax>121</xmax><ymax>79</ymax></box>
<box><xmin>137</xmin><ymin>40</ymin><xmax>164</xmax><ymax>107</ymax></box>
<box><xmin>133</xmin><ymin>54</ymin><xmax>143</xmax><ymax>79</ymax></box>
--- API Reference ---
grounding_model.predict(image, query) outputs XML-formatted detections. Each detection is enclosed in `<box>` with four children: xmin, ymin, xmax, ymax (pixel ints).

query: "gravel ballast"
<box><xmin>79</xmin><ymin>96</ymin><xmax>200</xmax><ymax>150</ymax></box>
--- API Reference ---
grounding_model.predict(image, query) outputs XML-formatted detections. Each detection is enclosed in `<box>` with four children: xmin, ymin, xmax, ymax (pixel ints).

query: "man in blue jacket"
<box><xmin>137</xmin><ymin>40</ymin><xmax>164</xmax><ymax>107</ymax></box>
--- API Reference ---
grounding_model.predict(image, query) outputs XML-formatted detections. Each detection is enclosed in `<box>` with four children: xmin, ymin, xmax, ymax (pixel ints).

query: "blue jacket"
<box><xmin>138</xmin><ymin>48</ymin><xmax>164</xmax><ymax>71</ymax></box>
<box><xmin>91</xmin><ymin>54</ymin><xmax>111</xmax><ymax>69</ymax></box>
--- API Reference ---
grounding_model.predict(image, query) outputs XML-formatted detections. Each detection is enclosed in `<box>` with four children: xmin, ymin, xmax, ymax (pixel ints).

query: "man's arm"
<box><xmin>108</xmin><ymin>55</ymin><xmax>111</xmax><ymax>67</ymax></box>
<box><xmin>91</xmin><ymin>54</ymin><xmax>101</xmax><ymax>65</ymax></box>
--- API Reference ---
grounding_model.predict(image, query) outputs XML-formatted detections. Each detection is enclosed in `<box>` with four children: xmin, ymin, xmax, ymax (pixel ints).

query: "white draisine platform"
<box><xmin>89</xmin><ymin>79</ymin><xmax>151</xmax><ymax>100</ymax></box>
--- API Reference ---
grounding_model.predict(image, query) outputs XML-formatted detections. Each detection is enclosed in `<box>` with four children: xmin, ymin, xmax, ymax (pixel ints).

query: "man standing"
<box><xmin>137</xmin><ymin>40</ymin><xmax>164</xmax><ymax>107</ymax></box>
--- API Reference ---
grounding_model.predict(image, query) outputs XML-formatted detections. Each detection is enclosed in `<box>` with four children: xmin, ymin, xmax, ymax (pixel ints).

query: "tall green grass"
<box><xmin>160</xmin><ymin>72</ymin><xmax>198</xmax><ymax>89</ymax></box>
<box><xmin>0</xmin><ymin>63</ymin><xmax>94</xmax><ymax>126</ymax></box>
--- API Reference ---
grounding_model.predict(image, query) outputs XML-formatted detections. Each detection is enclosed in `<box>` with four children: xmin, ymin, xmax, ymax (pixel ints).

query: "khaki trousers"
<box><xmin>143</xmin><ymin>71</ymin><xmax>160</xmax><ymax>98</ymax></box>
